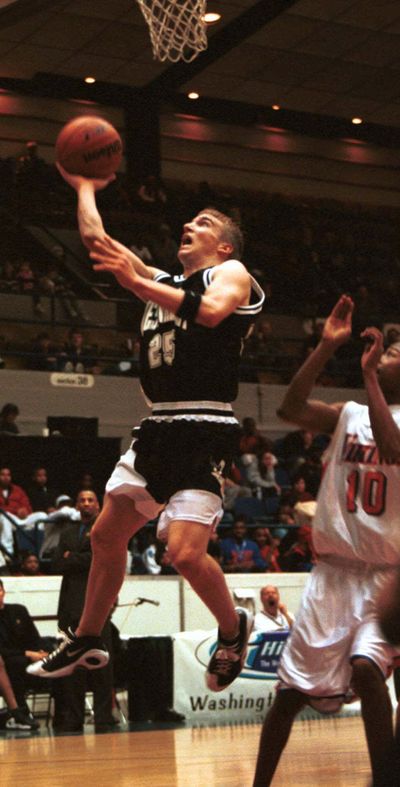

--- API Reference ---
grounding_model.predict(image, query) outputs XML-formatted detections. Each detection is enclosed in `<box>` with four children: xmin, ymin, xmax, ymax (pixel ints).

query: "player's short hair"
<box><xmin>204</xmin><ymin>207</ymin><xmax>244</xmax><ymax>259</ymax></box>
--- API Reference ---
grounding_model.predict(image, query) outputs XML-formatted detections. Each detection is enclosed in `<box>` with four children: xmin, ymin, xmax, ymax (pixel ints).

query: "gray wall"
<box><xmin>2</xmin><ymin>369</ymin><xmax>367</xmax><ymax>452</ymax></box>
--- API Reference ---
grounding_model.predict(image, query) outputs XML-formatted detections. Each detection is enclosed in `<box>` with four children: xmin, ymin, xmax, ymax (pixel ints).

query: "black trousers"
<box><xmin>53</xmin><ymin>622</ymin><xmax>114</xmax><ymax>730</ymax></box>
<box><xmin>127</xmin><ymin>636</ymin><xmax>173</xmax><ymax>721</ymax></box>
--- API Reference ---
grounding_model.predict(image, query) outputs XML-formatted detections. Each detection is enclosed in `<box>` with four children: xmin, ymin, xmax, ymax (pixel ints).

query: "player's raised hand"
<box><xmin>56</xmin><ymin>162</ymin><xmax>115</xmax><ymax>192</ymax></box>
<box><xmin>360</xmin><ymin>326</ymin><xmax>384</xmax><ymax>375</ymax></box>
<box><xmin>90</xmin><ymin>240</ymin><xmax>139</xmax><ymax>292</ymax></box>
<box><xmin>322</xmin><ymin>295</ymin><xmax>354</xmax><ymax>347</ymax></box>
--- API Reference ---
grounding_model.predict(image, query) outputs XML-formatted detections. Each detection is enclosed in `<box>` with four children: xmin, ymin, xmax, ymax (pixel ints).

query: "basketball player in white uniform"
<box><xmin>253</xmin><ymin>295</ymin><xmax>400</xmax><ymax>787</ymax></box>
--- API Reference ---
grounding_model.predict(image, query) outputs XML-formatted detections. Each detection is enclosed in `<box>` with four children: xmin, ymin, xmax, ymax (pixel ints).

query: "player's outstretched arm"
<box><xmin>56</xmin><ymin>163</ymin><xmax>111</xmax><ymax>250</ymax></box>
<box><xmin>277</xmin><ymin>295</ymin><xmax>354</xmax><ymax>434</ymax></box>
<box><xmin>57</xmin><ymin>164</ymin><xmax>163</xmax><ymax>279</ymax></box>
<box><xmin>361</xmin><ymin>327</ymin><xmax>400</xmax><ymax>462</ymax></box>
<box><xmin>91</xmin><ymin>236</ymin><xmax>165</xmax><ymax>281</ymax></box>
<box><xmin>89</xmin><ymin>254</ymin><xmax>250</xmax><ymax>321</ymax></box>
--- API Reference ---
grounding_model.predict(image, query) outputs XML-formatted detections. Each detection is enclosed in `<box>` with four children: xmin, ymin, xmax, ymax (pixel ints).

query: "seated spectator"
<box><xmin>222</xmin><ymin>460</ymin><xmax>252</xmax><ymax>511</ymax></box>
<box><xmin>29</xmin><ymin>331</ymin><xmax>58</xmax><ymax>371</ymax></box>
<box><xmin>238</xmin><ymin>416</ymin><xmax>271</xmax><ymax>458</ymax></box>
<box><xmin>0</xmin><ymin>466</ymin><xmax>31</xmax><ymax>518</ymax></box>
<box><xmin>39</xmin><ymin>264</ymin><xmax>87</xmax><ymax>322</ymax></box>
<box><xmin>141</xmin><ymin>528</ymin><xmax>162</xmax><ymax>575</ymax></box>
<box><xmin>274</xmin><ymin>502</ymin><xmax>297</xmax><ymax>544</ymax></box>
<box><xmin>0</xmin><ymin>403</ymin><xmax>20</xmax><ymax>434</ymax></box>
<box><xmin>73</xmin><ymin>472</ymin><xmax>102</xmax><ymax>504</ymax></box>
<box><xmin>136</xmin><ymin>174</ymin><xmax>167</xmax><ymax>215</ymax></box>
<box><xmin>0</xmin><ymin>260</ymin><xmax>18</xmax><ymax>292</ymax></box>
<box><xmin>16</xmin><ymin>259</ymin><xmax>36</xmax><ymax>293</ymax></box>
<box><xmin>281</xmin><ymin>475</ymin><xmax>314</xmax><ymax>508</ymax></box>
<box><xmin>57</xmin><ymin>329</ymin><xmax>95</xmax><ymax>374</ymax></box>
<box><xmin>279</xmin><ymin>526</ymin><xmax>314</xmax><ymax>572</ymax></box>
<box><xmin>253</xmin><ymin>585</ymin><xmax>295</xmax><ymax>632</ymax></box>
<box><xmin>277</xmin><ymin>503</ymin><xmax>295</xmax><ymax>527</ymax></box>
<box><xmin>0</xmin><ymin>650</ymin><xmax>40</xmax><ymax>730</ymax></box>
<box><xmin>155</xmin><ymin>542</ymin><xmax>178</xmax><ymax>575</ymax></box>
<box><xmin>101</xmin><ymin>335</ymin><xmax>140</xmax><ymax>377</ymax></box>
<box><xmin>149</xmin><ymin>223</ymin><xmax>179</xmax><ymax>273</ymax></box>
<box><xmin>280</xmin><ymin>428</ymin><xmax>317</xmax><ymax>475</ymax></box>
<box><xmin>245</xmin><ymin>451</ymin><xmax>281</xmax><ymax>499</ymax></box>
<box><xmin>296</xmin><ymin>449</ymin><xmax>324</xmax><ymax>498</ymax></box>
<box><xmin>243</xmin><ymin>317</ymin><xmax>285</xmax><ymax>378</ymax></box>
<box><xmin>220</xmin><ymin>516</ymin><xmax>266</xmax><ymax>573</ymax></box>
<box><xmin>26</xmin><ymin>466</ymin><xmax>56</xmax><ymax>513</ymax></box>
<box><xmin>39</xmin><ymin>494</ymin><xmax>80</xmax><ymax>561</ymax></box>
<box><xmin>129</xmin><ymin>231</ymin><xmax>154</xmax><ymax>265</ymax></box>
<box><xmin>207</xmin><ymin>529</ymin><xmax>222</xmax><ymax>565</ymax></box>
<box><xmin>14</xmin><ymin>552</ymin><xmax>43</xmax><ymax>577</ymax></box>
<box><xmin>279</xmin><ymin>502</ymin><xmax>316</xmax><ymax>573</ymax></box>
<box><xmin>0</xmin><ymin>578</ymin><xmax>53</xmax><ymax>726</ymax></box>
<box><xmin>253</xmin><ymin>527</ymin><xmax>281</xmax><ymax>572</ymax></box>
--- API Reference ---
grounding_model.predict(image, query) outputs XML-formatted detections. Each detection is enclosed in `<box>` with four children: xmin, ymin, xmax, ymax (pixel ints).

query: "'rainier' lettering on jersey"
<box><xmin>341</xmin><ymin>433</ymin><xmax>400</xmax><ymax>466</ymax></box>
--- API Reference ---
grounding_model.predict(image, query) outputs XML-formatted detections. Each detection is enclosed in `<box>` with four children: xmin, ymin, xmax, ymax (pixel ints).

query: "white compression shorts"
<box><xmin>105</xmin><ymin>445</ymin><xmax>223</xmax><ymax>540</ymax></box>
<box><xmin>277</xmin><ymin>558</ymin><xmax>400</xmax><ymax>711</ymax></box>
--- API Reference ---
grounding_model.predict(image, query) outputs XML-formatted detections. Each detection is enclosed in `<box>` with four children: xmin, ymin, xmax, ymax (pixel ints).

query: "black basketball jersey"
<box><xmin>139</xmin><ymin>265</ymin><xmax>265</xmax><ymax>404</ymax></box>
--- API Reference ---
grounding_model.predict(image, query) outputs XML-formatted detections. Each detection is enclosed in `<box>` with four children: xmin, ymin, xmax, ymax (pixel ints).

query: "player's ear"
<box><xmin>218</xmin><ymin>240</ymin><xmax>234</xmax><ymax>258</ymax></box>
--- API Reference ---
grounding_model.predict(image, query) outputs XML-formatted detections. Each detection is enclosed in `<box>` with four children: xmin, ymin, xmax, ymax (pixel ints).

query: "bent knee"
<box><xmin>168</xmin><ymin>545</ymin><xmax>200</xmax><ymax>574</ymax></box>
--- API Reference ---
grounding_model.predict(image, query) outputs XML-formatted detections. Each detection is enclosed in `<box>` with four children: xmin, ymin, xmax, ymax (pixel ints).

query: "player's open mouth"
<box><xmin>180</xmin><ymin>234</ymin><xmax>192</xmax><ymax>247</ymax></box>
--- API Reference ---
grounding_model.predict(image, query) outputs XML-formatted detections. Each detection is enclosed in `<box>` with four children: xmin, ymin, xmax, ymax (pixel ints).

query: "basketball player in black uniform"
<box><xmin>28</xmin><ymin>166</ymin><xmax>264</xmax><ymax>692</ymax></box>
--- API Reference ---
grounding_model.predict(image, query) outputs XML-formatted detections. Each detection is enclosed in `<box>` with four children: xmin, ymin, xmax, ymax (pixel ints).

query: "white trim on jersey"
<box><xmin>203</xmin><ymin>264</ymin><xmax>265</xmax><ymax>315</ymax></box>
<box><xmin>153</xmin><ymin>271</ymin><xmax>170</xmax><ymax>282</ymax></box>
<box><xmin>151</xmin><ymin>400</ymin><xmax>234</xmax><ymax>413</ymax></box>
<box><xmin>147</xmin><ymin>399</ymin><xmax>238</xmax><ymax>424</ymax></box>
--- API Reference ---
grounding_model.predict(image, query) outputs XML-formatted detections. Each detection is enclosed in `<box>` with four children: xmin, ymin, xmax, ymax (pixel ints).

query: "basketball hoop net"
<box><xmin>136</xmin><ymin>0</ymin><xmax>208</xmax><ymax>63</ymax></box>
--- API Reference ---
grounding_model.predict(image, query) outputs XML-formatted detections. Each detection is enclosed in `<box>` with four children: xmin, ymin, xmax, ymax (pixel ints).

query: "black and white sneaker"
<box><xmin>6</xmin><ymin>707</ymin><xmax>40</xmax><ymax>731</ymax></box>
<box><xmin>206</xmin><ymin>607</ymin><xmax>254</xmax><ymax>692</ymax></box>
<box><xmin>26</xmin><ymin>628</ymin><xmax>109</xmax><ymax>679</ymax></box>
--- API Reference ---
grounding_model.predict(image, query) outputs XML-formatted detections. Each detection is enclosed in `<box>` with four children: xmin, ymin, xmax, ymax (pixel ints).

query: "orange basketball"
<box><xmin>55</xmin><ymin>115</ymin><xmax>123</xmax><ymax>178</ymax></box>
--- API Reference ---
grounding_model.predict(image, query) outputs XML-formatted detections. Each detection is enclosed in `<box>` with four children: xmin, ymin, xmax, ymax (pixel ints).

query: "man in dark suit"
<box><xmin>0</xmin><ymin>578</ymin><xmax>50</xmax><ymax>729</ymax></box>
<box><xmin>51</xmin><ymin>490</ymin><xmax>115</xmax><ymax>733</ymax></box>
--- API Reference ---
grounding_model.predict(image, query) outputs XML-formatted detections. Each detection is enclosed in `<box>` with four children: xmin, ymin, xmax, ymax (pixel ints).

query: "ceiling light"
<box><xmin>188</xmin><ymin>92</ymin><xmax>199</xmax><ymax>100</ymax></box>
<box><xmin>351</xmin><ymin>117</ymin><xmax>363</xmax><ymax>125</ymax></box>
<box><xmin>84</xmin><ymin>76</ymin><xmax>96</xmax><ymax>84</ymax></box>
<box><xmin>272</xmin><ymin>104</ymin><xmax>280</xmax><ymax>111</ymax></box>
<box><xmin>202</xmin><ymin>12</ymin><xmax>221</xmax><ymax>24</ymax></box>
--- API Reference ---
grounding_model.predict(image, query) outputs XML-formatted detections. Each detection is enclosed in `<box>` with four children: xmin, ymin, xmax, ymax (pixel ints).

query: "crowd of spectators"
<box><xmin>1</xmin><ymin>143</ymin><xmax>400</xmax><ymax>384</ymax></box>
<box><xmin>0</xmin><ymin>413</ymin><xmax>324</xmax><ymax>578</ymax></box>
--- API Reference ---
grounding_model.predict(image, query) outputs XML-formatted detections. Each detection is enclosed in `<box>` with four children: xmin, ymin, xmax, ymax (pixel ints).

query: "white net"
<box><xmin>136</xmin><ymin>0</ymin><xmax>208</xmax><ymax>63</ymax></box>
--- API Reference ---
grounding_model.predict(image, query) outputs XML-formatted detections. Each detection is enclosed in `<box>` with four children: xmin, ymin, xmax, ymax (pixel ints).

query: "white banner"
<box><xmin>173</xmin><ymin>629</ymin><xmax>287</xmax><ymax>724</ymax></box>
<box><xmin>172</xmin><ymin>629</ymin><xmax>374</xmax><ymax>725</ymax></box>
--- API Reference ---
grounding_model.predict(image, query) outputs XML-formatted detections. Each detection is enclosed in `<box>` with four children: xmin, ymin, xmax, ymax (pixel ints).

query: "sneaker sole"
<box><xmin>5</xmin><ymin>721</ymin><xmax>39</xmax><ymax>731</ymax></box>
<box><xmin>206</xmin><ymin>608</ymin><xmax>254</xmax><ymax>692</ymax></box>
<box><xmin>27</xmin><ymin>649</ymin><xmax>109</xmax><ymax>678</ymax></box>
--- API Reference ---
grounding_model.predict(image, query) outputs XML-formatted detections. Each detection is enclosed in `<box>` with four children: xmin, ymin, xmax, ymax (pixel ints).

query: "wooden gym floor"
<box><xmin>0</xmin><ymin>715</ymin><xmax>370</xmax><ymax>786</ymax></box>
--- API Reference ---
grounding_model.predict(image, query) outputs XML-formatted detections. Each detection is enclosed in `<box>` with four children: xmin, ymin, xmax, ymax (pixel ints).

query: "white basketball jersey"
<box><xmin>313</xmin><ymin>401</ymin><xmax>400</xmax><ymax>566</ymax></box>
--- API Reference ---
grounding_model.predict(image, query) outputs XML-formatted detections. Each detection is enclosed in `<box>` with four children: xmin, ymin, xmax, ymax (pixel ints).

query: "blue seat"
<box><xmin>275</xmin><ymin>467</ymin><xmax>291</xmax><ymax>488</ymax></box>
<box><xmin>15</xmin><ymin>524</ymin><xmax>45</xmax><ymax>557</ymax></box>
<box><xmin>233</xmin><ymin>497</ymin><xmax>267</xmax><ymax>522</ymax></box>
<box><xmin>264</xmin><ymin>497</ymin><xmax>280</xmax><ymax>516</ymax></box>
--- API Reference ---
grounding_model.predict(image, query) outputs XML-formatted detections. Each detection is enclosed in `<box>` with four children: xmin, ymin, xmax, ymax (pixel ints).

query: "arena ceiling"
<box><xmin>1</xmin><ymin>0</ymin><xmax>400</xmax><ymax>142</ymax></box>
